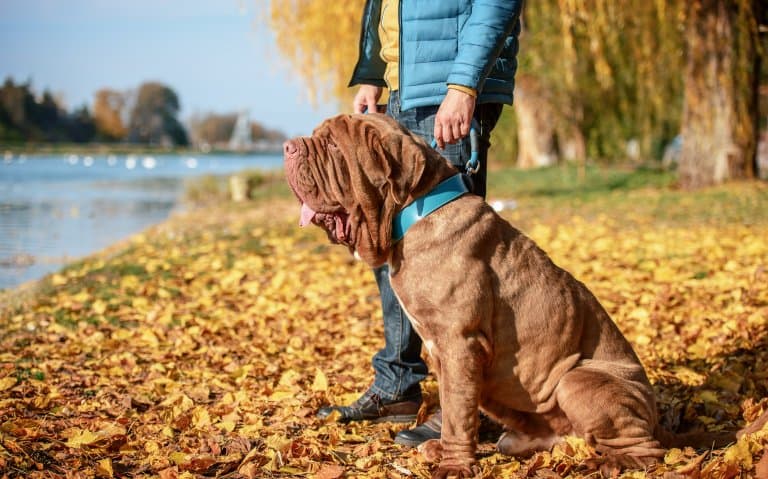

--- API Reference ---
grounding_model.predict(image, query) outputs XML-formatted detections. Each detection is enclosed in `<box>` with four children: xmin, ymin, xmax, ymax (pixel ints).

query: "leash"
<box><xmin>362</xmin><ymin>106</ymin><xmax>482</xmax><ymax>176</ymax></box>
<box><xmin>430</xmin><ymin>118</ymin><xmax>481</xmax><ymax>176</ymax></box>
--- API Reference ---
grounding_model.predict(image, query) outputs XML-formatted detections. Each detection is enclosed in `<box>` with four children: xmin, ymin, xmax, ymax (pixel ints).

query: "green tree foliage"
<box><xmin>127</xmin><ymin>82</ymin><xmax>189</xmax><ymax>146</ymax></box>
<box><xmin>0</xmin><ymin>78</ymin><xmax>96</xmax><ymax>143</ymax></box>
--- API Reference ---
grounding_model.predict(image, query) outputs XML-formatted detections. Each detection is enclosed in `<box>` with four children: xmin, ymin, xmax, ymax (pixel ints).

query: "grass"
<box><xmin>488</xmin><ymin>163</ymin><xmax>676</xmax><ymax>199</ymax></box>
<box><xmin>487</xmin><ymin>164</ymin><xmax>768</xmax><ymax>230</ymax></box>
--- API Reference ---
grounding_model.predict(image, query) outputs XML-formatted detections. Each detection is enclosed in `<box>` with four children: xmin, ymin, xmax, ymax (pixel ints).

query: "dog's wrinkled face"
<box><xmin>284</xmin><ymin>137</ymin><xmax>352</xmax><ymax>247</ymax></box>
<box><xmin>284</xmin><ymin>114</ymin><xmax>452</xmax><ymax>267</ymax></box>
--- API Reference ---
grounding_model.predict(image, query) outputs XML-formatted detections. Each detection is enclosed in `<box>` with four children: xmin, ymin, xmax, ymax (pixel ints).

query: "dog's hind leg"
<box><xmin>480</xmin><ymin>401</ymin><xmax>568</xmax><ymax>457</ymax></box>
<box><xmin>554</xmin><ymin>363</ymin><xmax>665</xmax><ymax>466</ymax></box>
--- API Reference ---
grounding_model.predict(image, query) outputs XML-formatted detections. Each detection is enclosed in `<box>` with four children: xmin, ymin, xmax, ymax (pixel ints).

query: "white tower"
<box><xmin>229</xmin><ymin>110</ymin><xmax>253</xmax><ymax>151</ymax></box>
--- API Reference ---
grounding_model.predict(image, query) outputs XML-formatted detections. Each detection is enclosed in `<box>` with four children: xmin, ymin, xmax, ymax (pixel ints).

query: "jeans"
<box><xmin>369</xmin><ymin>90</ymin><xmax>503</xmax><ymax>401</ymax></box>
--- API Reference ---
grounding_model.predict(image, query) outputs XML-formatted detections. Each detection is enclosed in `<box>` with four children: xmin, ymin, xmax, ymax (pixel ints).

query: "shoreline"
<box><xmin>0</xmin><ymin>155</ymin><xmax>286</xmax><ymax>292</ymax></box>
<box><xmin>2</xmin><ymin>143</ymin><xmax>283</xmax><ymax>157</ymax></box>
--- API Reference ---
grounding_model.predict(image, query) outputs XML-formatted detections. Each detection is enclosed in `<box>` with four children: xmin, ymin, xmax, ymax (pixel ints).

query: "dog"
<box><xmin>283</xmin><ymin>113</ymin><xmax>768</xmax><ymax>478</ymax></box>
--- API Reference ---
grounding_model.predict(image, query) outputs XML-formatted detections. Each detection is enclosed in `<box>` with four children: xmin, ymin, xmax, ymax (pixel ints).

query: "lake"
<box><xmin>0</xmin><ymin>154</ymin><xmax>283</xmax><ymax>291</ymax></box>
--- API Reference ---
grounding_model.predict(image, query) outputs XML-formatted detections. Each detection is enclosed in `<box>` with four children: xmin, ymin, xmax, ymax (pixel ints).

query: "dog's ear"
<box><xmin>379</xmin><ymin>131</ymin><xmax>428</xmax><ymax>206</ymax></box>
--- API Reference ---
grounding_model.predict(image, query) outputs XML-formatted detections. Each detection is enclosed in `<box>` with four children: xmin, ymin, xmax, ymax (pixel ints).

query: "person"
<box><xmin>317</xmin><ymin>0</ymin><xmax>524</xmax><ymax>447</ymax></box>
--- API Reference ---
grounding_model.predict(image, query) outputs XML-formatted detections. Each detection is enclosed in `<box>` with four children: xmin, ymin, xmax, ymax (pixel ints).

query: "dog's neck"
<box><xmin>392</xmin><ymin>174</ymin><xmax>471</xmax><ymax>242</ymax></box>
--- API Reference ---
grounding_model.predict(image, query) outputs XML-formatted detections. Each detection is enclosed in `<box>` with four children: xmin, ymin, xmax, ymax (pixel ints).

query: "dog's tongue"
<box><xmin>335</xmin><ymin>215</ymin><xmax>346</xmax><ymax>241</ymax></box>
<box><xmin>299</xmin><ymin>203</ymin><xmax>316</xmax><ymax>227</ymax></box>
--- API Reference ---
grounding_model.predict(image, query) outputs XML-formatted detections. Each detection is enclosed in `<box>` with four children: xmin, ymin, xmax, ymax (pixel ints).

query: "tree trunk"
<box><xmin>679</xmin><ymin>0</ymin><xmax>760</xmax><ymax>189</ymax></box>
<box><xmin>514</xmin><ymin>75</ymin><xmax>559</xmax><ymax>169</ymax></box>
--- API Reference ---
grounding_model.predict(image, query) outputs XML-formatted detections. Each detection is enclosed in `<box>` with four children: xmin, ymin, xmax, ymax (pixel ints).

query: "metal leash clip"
<box><xmin>430</xmin><ymin>118</ymin><xmax>481</xmax><ymax>176</ymax></box>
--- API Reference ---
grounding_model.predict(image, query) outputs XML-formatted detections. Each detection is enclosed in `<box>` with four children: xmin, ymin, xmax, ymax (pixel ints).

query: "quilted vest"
<box><xmin>349</xmin><ymin>0</ymin><xmax>522</xmax><ymax>111</ymax></box>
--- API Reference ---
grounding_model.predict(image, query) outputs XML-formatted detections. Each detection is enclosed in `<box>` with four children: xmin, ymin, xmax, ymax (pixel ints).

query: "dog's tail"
<box><xmin>655</xmin><ymin>409</ymin><xmax>768</xmax><ymax>449</ymax></box>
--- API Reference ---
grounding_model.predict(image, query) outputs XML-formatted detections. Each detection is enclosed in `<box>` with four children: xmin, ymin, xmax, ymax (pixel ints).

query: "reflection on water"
<box><xmin>0</xmin><ymin>154</ymin><xmax>282</xmax><ymax>290</ymax></box>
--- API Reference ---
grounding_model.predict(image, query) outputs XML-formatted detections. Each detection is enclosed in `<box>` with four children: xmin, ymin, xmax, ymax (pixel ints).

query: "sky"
<box><xmin>0</xmin><ymin>0</ymin><xmax>340</xmax><ymax>137</ymax></box>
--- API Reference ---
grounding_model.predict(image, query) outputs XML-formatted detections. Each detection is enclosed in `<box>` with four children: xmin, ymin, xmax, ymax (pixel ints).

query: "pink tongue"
<box><xmin>299</xmin><ymin>203</ymin><xmax>316</xmax><ymax>227</ymax></box>
<box><xmin>335</xmin><ymin>215</ymin><xmax>346</xmax><ymax>241</ymax></box>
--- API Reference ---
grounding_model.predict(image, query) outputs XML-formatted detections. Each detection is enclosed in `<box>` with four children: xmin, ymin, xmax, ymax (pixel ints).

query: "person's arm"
<box><xmin>434</xmin><ymin>0</ymin><xmax>522</xmax><ymax>148</ymax></box>
<box><xmin>348</xmin><ymin>0</ymin><xmax>387</xmax><ymax>90</ymax></box>
<box><xmin>448</xmin><ymin>1</ymin><xmax>523</xmax><ymax>92</ymax></box>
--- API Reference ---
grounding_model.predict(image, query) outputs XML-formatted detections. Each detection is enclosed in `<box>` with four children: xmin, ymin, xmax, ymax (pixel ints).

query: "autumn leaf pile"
<box><xmin>1</xmin><ymin>181</ymin><xmax>768</xmax><ymax>479</ymax></box>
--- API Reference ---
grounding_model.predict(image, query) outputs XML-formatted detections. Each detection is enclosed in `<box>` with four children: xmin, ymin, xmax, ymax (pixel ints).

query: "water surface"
<box><xmin>0</xmin><ymin>154</ymin><xmax>281</xmax><ymax>290</ymax></box>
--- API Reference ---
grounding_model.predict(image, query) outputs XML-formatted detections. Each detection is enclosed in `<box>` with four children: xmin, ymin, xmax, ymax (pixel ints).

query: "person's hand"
<box><xmin>434</xmin><ymin>88</ymin><xmax>476</xmax><ymax>149</ymax></box>
<box><xmin>353</xmin><ymin>85</ymin><xmax>384</xmax><ymax>114</ymax></box>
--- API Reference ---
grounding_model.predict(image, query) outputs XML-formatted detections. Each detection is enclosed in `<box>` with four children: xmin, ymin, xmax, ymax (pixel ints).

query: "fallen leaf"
<box><xmin>316</xmin><ymin>463</ymin><xmax>345</xmax><ymax>479</ymax></box>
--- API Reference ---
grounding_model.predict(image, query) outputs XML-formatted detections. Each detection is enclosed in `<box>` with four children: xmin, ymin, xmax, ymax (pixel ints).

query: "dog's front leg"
<box><xmin>430</xmin><ymin>333</ymin><xmax>486</xmax><ymax>479</ymax></box>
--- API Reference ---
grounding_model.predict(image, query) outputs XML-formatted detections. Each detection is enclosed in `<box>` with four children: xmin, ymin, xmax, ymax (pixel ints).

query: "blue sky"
<box><xmin>0</xmin><ymin>0</ymin><xmax>339</xmax><ymax>136</ymax></box>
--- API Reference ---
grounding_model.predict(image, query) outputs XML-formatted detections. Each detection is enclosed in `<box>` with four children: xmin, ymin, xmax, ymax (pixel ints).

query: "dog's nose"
<box><xmin>283</xmin><ymin>140</ymin><xmax>298</xmax><ymax>157</ymax></box>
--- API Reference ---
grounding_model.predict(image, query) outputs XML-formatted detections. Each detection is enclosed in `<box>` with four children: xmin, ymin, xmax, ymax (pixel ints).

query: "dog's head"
<box><xmin>284</xmin><ymin>113</ymin><xmax>455</xmax><ymax>267</ymax></box>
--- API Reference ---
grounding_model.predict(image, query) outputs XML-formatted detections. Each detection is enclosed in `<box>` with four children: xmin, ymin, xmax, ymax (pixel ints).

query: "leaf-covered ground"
<box><xmin>1</xmin><ymin>175</ymin><xmax>768</xmax><ymax>479</ymax></box>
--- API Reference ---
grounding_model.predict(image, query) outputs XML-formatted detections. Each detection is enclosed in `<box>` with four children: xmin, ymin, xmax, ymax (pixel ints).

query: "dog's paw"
<box><xmin>431</xmin><ymin>460</ymin><xmax>480</xmax><ymax>479</ymax></box>
<box><xmin>417</xmin><ymin>439</ymin><xmax>443</xmax><ymax>462</ymax></box>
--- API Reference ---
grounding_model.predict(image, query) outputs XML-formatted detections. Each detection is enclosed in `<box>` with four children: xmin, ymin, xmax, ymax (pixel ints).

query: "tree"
<box><xmin>188</xmin><ymin>113</ymin><xmax>238</xmax><ymax>147</ymax></box>
<box><xmin>250</xmin><ymin>121</ymin><xmax>286</xmax><ymax>142</ymax></box>
<box><xmin>93</xmin><ymin>88</ymin><xmax>127</xmax><ymax>141</ymax></box>
<box><xmin>127</xmin><ymin>82</ymin><xmax>188</xmax><ymax>146</ymax></box>
<box><xmin>262</xmin><ymin>0</ymin><xmax>766</xmax><ymax>181</ymax></box>
<box><xmin>0</xmin><ymin>78</ymin><xmax>96</xmax><ymax>143</ymax></box>
<box><xmin>266</xmin><ymin>0</ymin><xmax>365</xmax><ymax>106</ymax></box>
<box><xmin>66</xmin><ymin>106</ymin><xmax>96</xmax><ymax>143</ymax></box>
<box><xmin>513</xmin><ymin>75</ymin><xmax>558</xmax><ymax>168</ymax></box>
<box><xmin>0</xmin><ymin>78</ymin><xmax>36</xmax><ymax>140</ymax></box>
<box><xmin>678</xmin><ymin>0</ymin><xmax>763</xmax><ymax>188</ymax></box>
<box><xmin>263</xmin><ymin>1</ymin><xmax>686</xmax><ymax>165</ymax></box>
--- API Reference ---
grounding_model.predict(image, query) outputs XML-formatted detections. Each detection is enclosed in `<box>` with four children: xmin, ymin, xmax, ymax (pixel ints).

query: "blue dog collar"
<box><xmin>392</xmin><ymin>174</ymin><xmax>470</xmax><ymax>242</ymax></box>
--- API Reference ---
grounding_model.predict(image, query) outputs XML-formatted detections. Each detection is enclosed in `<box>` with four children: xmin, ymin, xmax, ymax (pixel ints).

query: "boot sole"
<box><xmin>368</xmin><ymin>414</ymin><xmax>418</xmax><ymax>424</ymax></box>
<box><xmin>394</xmin><ymin>430</ymin><xmax>441</xmax><ymax>447</ymax></box>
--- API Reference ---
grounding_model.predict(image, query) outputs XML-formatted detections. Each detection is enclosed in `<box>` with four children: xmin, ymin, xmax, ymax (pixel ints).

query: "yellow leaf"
<box><xmin>170</xmin><ymin>451</ymin><xmax>188</xmax><ymax>465</ymax></box>
<box><xmin>269</xmin><ymin>390</ymin><xmax>295</xmax><ymax>401</ymax></box>
<box><xmin>217</xmin><ymin>420</ymin><xmax>236</xmax><ymax>432</ymax></box>
<box><xmin>96</xmin><ymin>458</ymin><xmax>113</xmax><ymax>478</ymax></box>
<box><xmin>312</xmin><ymin>368</ymin><xmax>328</xmax><ymax>392</ymax></box>
<box><xmin>91</xmin><ymin>300</ymin><xmax>107</xmax><ymax>315</ymax></box>
<box><xmin>723</xmin><ymin>438</ymin><xmax>752</xmax><ymax>468</ymax></box>
<box><xmin>696</xmin><ymin>390</ymin><xmax>719</xmax><ymax>404</ymax></box>
<box><xmin>665</xmin><ymin>448</ymin><xmax>685</xmax><ymax>465</ymax></box>
<box><xmin>66</xmin><ymin>429</ymin><xmax>100</xmax><ymax>448</ymax></box>
<box><xmin>192</xmin><ymin>407</ymin><xmax>211</xmax><ymax>429</ymax></box>
<box><xmin>140</xmin><ymin>328</ymin><xmax>159</xmax><ymax>347</ymax></box>
<box><xmin>132</xmin><ymin>296</ymin><xmax>149</xmax><ymax>309</ymax></box>
<box><xmin>0</xmin><ymin>377</ymin><xmax>17</xmax><ymax>391</ymax></box>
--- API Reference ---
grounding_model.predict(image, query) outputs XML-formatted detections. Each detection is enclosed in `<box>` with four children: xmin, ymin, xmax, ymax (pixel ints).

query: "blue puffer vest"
<box><xmin>349</xmin><ymin>0</ymin><xmax>523</xmax><ymax>111</ymax></box>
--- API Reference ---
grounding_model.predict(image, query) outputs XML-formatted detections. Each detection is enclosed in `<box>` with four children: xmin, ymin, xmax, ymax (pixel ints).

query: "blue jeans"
<box><xmin>369</xmin><ymin>90</ymin><xmax>502</xmax><ymax>401</ymax></box>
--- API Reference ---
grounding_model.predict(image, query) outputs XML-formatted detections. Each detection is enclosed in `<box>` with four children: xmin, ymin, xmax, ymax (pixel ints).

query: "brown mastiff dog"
<box><xmin>283</xmin><ymin>114</ymin><xmax>768</xmax><ymax>478</ymax></box>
